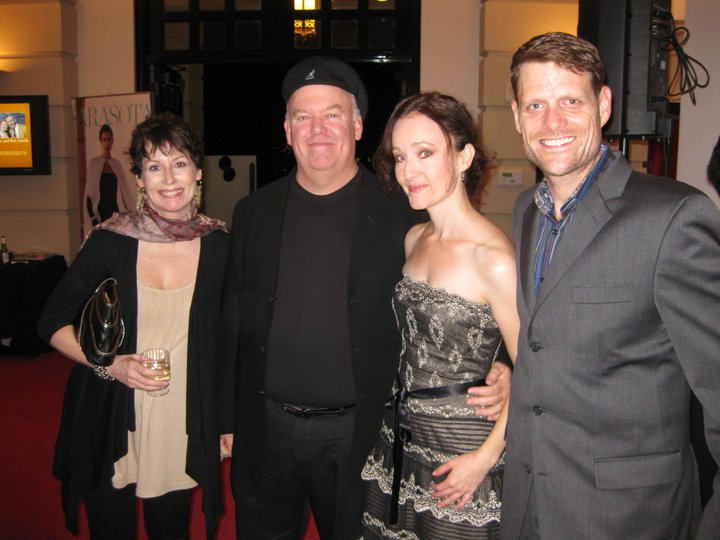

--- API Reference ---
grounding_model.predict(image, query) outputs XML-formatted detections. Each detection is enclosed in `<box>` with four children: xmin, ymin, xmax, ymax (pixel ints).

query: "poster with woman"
<box><xmin>73</xmin><ymin>93</ymin><xmax>152</xmax><ymax>238</ymax></box>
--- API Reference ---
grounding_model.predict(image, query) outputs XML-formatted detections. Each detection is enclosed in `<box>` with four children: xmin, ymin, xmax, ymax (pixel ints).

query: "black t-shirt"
<box><xmin>264</xmin><ymin>174</ymin><xmax>360</xmax><ymax>406</ymax></box>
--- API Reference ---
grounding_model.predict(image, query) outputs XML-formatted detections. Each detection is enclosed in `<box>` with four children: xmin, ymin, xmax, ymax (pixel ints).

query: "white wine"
<box><xmin>148</xmin><ymin>366</ymin><xmax>170</xmax><ymax>381</ymax></box>
<box><xmin>140</xmin><ymin>348</ymin><xmax>171</xmax><ymax>396</ymax></box>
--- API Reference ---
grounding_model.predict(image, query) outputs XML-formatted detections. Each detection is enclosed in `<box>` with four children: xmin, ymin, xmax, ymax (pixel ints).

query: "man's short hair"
<box><xmin>510</xmin><ymin>32</ymin><xmax>606</xmax><ymax>98</ymax></box>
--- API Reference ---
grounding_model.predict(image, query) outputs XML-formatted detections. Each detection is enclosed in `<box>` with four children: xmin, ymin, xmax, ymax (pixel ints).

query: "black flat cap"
<box><xmin>282</xmin><ymin>56</ymin><xmax>369</xmax><ymax>120</ymax></box>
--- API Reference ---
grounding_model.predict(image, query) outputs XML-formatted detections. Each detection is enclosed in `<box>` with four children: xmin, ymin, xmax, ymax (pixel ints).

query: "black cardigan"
<box><xmin>38</xmin><ymin>229</ymin><xmax>229</xmax><ymax>538</ymax></box>
<box><xmin>218</xmin><ymin>167</ymin><xmax>426</xmax><ymax>492</ymax></box>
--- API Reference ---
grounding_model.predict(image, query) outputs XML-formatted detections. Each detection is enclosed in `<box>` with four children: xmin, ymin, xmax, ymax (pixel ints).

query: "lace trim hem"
<box><xmin>361</xmin><ymin>456</ymin><xmax>502</xmax><ymax>527</ymax></box>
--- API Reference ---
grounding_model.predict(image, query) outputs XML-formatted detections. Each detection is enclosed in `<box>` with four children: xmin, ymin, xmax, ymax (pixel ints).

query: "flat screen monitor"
<box><xmin>0</xmin><ymin>95</ymin><xmax>51</xmax><ymax>175</ymax></box>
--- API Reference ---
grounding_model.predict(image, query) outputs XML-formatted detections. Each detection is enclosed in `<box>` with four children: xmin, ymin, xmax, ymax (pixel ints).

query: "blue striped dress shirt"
<box><xmin>533</xmin><ymin>145</ymin><xmax>612</xmax><ymax>295</ymax></box>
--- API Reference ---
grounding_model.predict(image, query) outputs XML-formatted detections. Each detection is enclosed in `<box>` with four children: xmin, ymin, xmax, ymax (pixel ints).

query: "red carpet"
<box><xmin>0</xmin><ymin>352</ymin><xmax>319</xmax><ymax>539</ymax></box>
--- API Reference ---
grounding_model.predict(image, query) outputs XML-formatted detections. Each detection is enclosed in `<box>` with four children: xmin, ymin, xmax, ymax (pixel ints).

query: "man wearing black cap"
<box><xmin>218</xmin><ymin>56</ymin><xmax>511</xmax><ymax>539</ymax></box>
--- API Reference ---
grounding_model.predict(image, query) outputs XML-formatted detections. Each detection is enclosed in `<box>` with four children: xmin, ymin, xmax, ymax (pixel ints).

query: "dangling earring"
<box><xmin>194</xmin><ymin>180</ymin><xmax>203</xmax><ymax>208</ymax></box>
<box><xmin>461</xmin><ymin>171</ymin><xmax>466</xmax><ymax>183</ymax></box>
<box><xmin>136</xmin><ymin>186</ymin><xmax>146</xmax><ymax>212</ymax></box>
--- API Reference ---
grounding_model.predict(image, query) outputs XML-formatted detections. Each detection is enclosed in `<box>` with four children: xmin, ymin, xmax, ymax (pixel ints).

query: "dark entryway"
<box><xmin>135</xmin><ymin>0</ymin><xmax>421</xmax><ymax>188</ymax></box>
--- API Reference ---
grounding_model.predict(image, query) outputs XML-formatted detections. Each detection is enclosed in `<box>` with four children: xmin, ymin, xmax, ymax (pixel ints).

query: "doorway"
<box><xmin>135</xmin><ymin>0</ymin><xmax>421</xmax><ymax>203</ymax></box>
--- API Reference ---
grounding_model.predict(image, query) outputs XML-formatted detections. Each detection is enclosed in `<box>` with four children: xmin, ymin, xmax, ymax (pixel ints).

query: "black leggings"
<box><xmin>84</xmin><ymin>482</ymin><xmax>193</xmax><ymax>540</ymax></box>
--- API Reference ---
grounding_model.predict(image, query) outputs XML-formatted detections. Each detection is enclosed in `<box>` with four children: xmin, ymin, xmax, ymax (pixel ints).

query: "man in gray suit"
<box><xmin>500</xmin><ymin>32</ymin><xmax>720</xmax><ymax>539</ymax></box>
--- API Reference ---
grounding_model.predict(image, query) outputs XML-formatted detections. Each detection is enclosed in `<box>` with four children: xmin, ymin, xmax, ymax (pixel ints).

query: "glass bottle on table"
<box><xmin>1</xmin><ymin>236</ymin><xmax>9</xmax><ymax>265</ymax></box>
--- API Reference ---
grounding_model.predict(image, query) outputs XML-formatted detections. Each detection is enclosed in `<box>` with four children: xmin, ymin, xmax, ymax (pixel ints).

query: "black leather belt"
<box><xmin>387</xmin><ymin>378</ymin><xmax>486</xmax><ymax>524</ymax></box>
<box><xmin>280</xmin><ymin>402</ymin><xmax>355</xmax><ymax>417</ymax></box>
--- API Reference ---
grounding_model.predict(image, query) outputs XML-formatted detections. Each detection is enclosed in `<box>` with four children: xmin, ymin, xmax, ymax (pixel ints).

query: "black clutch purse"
<box><xmin>76</xmin><ymin>277</ymin><xmax>125</xmax><ymax>367</ymax></box>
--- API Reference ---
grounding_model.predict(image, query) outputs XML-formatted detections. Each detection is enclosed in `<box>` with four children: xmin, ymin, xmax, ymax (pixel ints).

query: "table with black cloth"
<box><xmin>0</xmin><ymin>254</ymin><xmax>67</xmax><ymax>356</ymax></box>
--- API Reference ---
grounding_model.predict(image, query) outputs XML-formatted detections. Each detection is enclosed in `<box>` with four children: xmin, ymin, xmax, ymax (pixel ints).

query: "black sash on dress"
<box><xmin>386</xmin><ymin>377</ymin><xmax>486</xmax><ymax>524</ymax></box>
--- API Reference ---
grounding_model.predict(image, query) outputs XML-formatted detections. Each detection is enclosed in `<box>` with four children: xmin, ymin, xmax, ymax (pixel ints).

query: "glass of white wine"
<box><xmin>140</xmin><ymin>348</ymin><xmax>171</xmax><ymax>396</ymax></box>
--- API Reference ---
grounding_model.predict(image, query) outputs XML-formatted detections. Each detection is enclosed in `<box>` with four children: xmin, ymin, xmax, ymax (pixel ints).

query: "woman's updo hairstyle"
<box><xmin>374</xmin><ymin>92</ymin><xmax>487</xmax><ymax>196</ymax></box>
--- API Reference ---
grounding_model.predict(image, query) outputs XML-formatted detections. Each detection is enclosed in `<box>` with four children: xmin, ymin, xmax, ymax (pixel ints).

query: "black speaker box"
<box><xmin>578</xmin><ymin>0</ymin><xmax>671</xmax><ymax>138</ymax></box>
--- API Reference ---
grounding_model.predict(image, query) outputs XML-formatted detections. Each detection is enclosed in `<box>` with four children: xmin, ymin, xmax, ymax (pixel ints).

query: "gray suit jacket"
<box><xmin>501</xmin><ymin>153</ymin><xmax>720</xmax><ymax>539</ymax></box>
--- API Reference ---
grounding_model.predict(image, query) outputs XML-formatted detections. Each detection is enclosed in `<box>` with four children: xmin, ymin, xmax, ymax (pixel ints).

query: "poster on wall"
<box><xmin>0</xmin><ymin>103</ymin><xmax>31</xmax><ymax>168</ymax></box>
<box><xmin>0</xmin><ymin>95</ymin><xmax>52</xmax><ymax>175</ymax></box>
<box><xmin>73</xmin><ymin>92</ymin><xmax>152</xmax><ymax>238</ymax></box>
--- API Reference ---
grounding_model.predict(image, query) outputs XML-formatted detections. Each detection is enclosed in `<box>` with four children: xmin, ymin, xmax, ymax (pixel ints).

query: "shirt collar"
<box><xmin>534</xmin><ymin>144</ymin><xmax>611</xmax><ymax>222</ymax></box>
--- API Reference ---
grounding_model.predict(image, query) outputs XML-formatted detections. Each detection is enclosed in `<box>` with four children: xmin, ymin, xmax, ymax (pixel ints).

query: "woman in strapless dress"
<box><xmin>361</xmin><ymin>92</ymin><xmax>520</xmax><ymax>539</ymax></box>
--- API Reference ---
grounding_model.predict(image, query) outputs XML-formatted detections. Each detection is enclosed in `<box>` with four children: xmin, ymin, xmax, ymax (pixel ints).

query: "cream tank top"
<box><xmin>112</xmin><ymin>278</ymin><xmax>197</xmax><ymax>498</ymax></box>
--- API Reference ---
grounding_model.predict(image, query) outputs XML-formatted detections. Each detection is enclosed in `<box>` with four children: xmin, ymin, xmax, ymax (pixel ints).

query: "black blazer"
<box><xmin>219</xmin><ymin>167</ymin><xmax>424</xmax><ymax>491</ymax></box>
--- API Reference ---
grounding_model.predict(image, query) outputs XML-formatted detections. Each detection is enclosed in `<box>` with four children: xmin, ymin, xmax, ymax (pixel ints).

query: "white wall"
<box><xmin>203</xmin><ymin>155</ymin><xmax>255</xmax><ymax>227</ymax></box>
<box><xmin>76</xmin><ymin>0</ymin><xmax>135</xmax><ymax>97</ymax></box>
<box><xmin>420</xmin><ymin>0</ymin><xmax>481</xmax><ymax>115</ymax></box>
<box><xmin>676</xmin><ymin>0</ymin><xmax>720</xmax><ymax>206</ymax></box>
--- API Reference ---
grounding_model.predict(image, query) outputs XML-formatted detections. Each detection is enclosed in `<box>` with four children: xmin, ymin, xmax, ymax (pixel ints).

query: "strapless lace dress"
<box><xmin>360</xmin><ymin>275</ymin><xmax>503</xmax><ymax>539</ymax></box>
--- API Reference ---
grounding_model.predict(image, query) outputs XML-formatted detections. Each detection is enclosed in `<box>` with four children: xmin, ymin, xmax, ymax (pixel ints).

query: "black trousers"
<box><xmin>233</xmin><ymin>400</ymin><xmax>364</xmax><ymax>540</ymax></box>
<box><xmin>84</xmin><ymin>482</ymin><xmax>193</xmax><ymax>540</ymax></box>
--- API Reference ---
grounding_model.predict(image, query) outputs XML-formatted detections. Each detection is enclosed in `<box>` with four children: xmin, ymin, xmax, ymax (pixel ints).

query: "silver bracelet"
<box><xmin>93</xmin><ymin>365</ymin><xmax>115</xmax><ymax>381</ymax></box>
